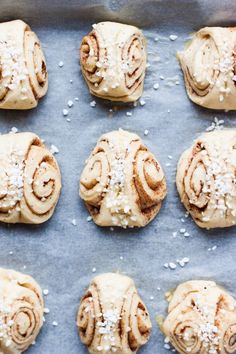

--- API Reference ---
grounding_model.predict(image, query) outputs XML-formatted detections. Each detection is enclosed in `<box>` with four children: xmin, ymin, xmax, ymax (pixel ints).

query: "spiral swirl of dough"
<box><xmin>121</xmin><ymin>33</ymin><xmax>146</xmax><ymax>98</ymax></box>
<box><xmin>77</xmin><ymin>273</ymin><xmax>151</xmax><ymax>354</ymax></box>
<box><xmin>122</xmin><ymin>291</ymin><xmax>153</xmax><ymax>352</ymax></box>
<box><xmin>24</xmin><ymin>28</ymin><xmax>48</xmax><ymax>100</ymax></box>
<box><xmin>80</xmin><ymin>30</ymin><xmax>105</xmax><ymax>88</ymax></box>
<box><xmin>134</xmin><ymin>149</ymin><xmax>166</xmax><ymax>210</ymax></box>
<box><xmin>162</xmin><ymin>280</ymin><xmax>236</xmax><ymax>354</ymax></box>
<box><xmin>223</xmin><ymin>324</ymin><xmax>236</xmax><ymax>353</ymax></box>
<box><xmin>80</xmin><ymin>141</ymin><xmax>110</xmax><ymax>208</ymax></box>
<box><xmin>77</xmin><ymin>291</ymin><xmax>96</xmax><ymax>347</ymax></box>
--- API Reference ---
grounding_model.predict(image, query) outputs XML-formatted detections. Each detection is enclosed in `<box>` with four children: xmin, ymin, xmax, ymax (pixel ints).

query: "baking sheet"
<box><xmin>0</xmin><ymin>0</ymin><xmax>236</xmax><ymax>353</ymax></box>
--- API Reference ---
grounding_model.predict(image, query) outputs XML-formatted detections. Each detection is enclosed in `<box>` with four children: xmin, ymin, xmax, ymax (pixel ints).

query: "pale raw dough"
<box><xmin>176</xmin><ymin>130</ymin><xmax>236</xmax><ymax>229</ymax></box>
<box><xmin>178</xmin><ymin>27</ymin><xmax>236</xmax><ymax>110</ymax></box>
<box><xmin>0</xmin><ymin>132</ymin><xmax>61</xmax><ymax>224</ymax></box>
<box><xmin>0</xmin><ymin>268</ymin><xmax>44</xmax><ymax>354</ymax></box>
<box><xmin>162</xmin><ymin>280</ymin><xmax>236</xmax><ymax>354</ymax></box>
<box><xmin>80</xmin><ymin>22</ymin><xmax>147</xmax><ymax>102</ymax></box>
<box><xmin>77</xmin><ymin>273</ymin><xmax>152</xmax><ymax>354</ymax></box>
<box><xmin>79</xmin><ymin>129</ymin><xmax>167</xmax><ymax>228</ymax></box>
<box><xmin>0</xmin><ymin>19</ymin><xmax>48</xmax><ymax>109</ymax></box>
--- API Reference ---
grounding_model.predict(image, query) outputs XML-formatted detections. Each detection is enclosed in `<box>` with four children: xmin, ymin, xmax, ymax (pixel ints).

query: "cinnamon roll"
<box><xmin>0</xmin><ymin>132</ymin><xmax>61</xmax><ymax>224</ymax></box>
<box><xmin>80</xmin><ymin>22</ymin><xmax>147</xmax><ymax>102</ymax></box>
<box><xmin>77</xmin><ymin>273</ymin><xmax>152</xmax><ymax>354</ymax></box>
<box><xmin>162</xmin><ymin>280</ymin><xmax>236</xmax><ymax>354</ymax></box>
<box><xmin>0</xmin><ymin>268</ymin><xmax>44</xmax><ymax>353</ymax></box>
<box><xmin>178</xmin><ymin>27</ymin><xmax>236</xmax><ymax>110</ymax></box>
<box><xmin>0</xmin><ymin>20</ymin><xmax>48</xmax><ymax>109</ymax></box>
<box><xmin>79</xmin><ymin>129</ymin><xmax>167</xmax><ymax>228</ymax></box>
<box><xmin>176</xmin><ymin>130</ymin><xmax>236</xmax><ymax>229</ymax></box>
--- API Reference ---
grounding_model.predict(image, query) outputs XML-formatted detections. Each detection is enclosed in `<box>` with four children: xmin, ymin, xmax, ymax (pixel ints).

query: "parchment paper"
<box><xmin>0</xmin><ymin>0</ymin><xmax>236</xmax><ymax>353</ymax></box>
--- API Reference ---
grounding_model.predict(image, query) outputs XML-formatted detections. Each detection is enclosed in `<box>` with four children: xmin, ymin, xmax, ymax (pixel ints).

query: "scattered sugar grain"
<box><xmin>50</xmin><ymin>145</ymin><xmax>59</xmax><ymax>154</ymax></box>
<box><xmin>10</xmin><ymin>127</ymin><xmax>18</xmax><ymax>134</ymax></box>
<box><xmin>153</xmin><ymin>83</ymin><xmax>159</xmax><ymax>90</ymax></box>
<box><xmin>206</xmin><ymin>117</ymin><xmax>224</xmax><ymax>132</ymax></box>
<box><xmin>71</xmin><ymin>219</ymin><xmax>77</xmax><ymax>226</ymax></box>
<box><xmin>169</xmin><ymin>262</ymin><xmax>177</xmax><ymax>270</ymax></box>
<box><xmin>169</xmin><ymin>34</ymin><xmax>178</xmax><ymax>41</ymax></box>
<box><xmin>139</xmin><ymin>99</ymin><xmax>146</xmax><ymax>106</ymax></box>
<box><xmin>63</xmin><ymin>109</ymin><xmax>68</xmax><ymax>116</ymax></box>
<box><xmin>90</xmin><ymin>101</ymin><xmax>96</xmax><ymax>108</ymax></box>
<box><xmin>208</xmin><ymin>245</ymin><xmax>218</xmax><ymax>251</ymax></box>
